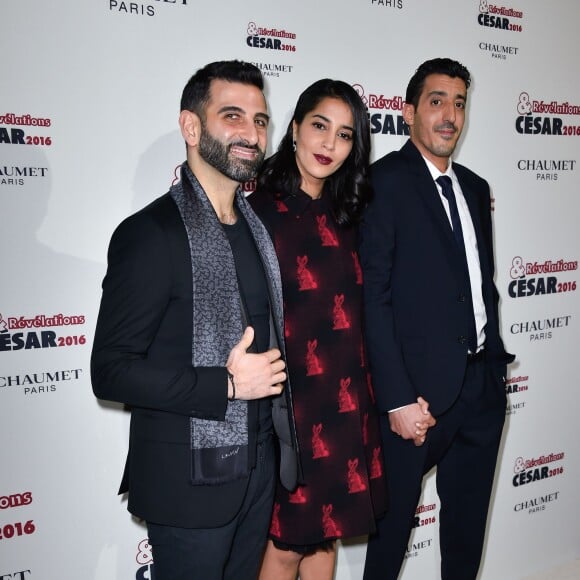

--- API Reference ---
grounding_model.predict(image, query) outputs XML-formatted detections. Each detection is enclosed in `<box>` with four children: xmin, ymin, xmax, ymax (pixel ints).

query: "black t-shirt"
<box><xmin>222</xmin><ymin>213</ymin><xmax>273</xmax><ymax>436</ymax></box>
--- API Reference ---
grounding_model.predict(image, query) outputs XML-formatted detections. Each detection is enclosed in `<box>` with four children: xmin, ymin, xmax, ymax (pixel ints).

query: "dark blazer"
<box><xmin>359</xmin><ymin>140</ymin><xmax>513</xmax><ymax>417</ymax></box>
<box><xmin>91</xmin><ymin>192</ymin><xmax>297</xmax><ymax>528</ymax></box>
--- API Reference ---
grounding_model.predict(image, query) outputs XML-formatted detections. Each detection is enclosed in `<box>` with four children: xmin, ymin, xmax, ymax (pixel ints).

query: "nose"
<box><xmin>240</xmin><ymin>119</ymin><xmax>259</xmax><ymax>146</ymax></box>
<box><xmin>322</xmin><ymin>133</ymin><xmax>336</xmax><ymax>151</ymax></box>
<box><xmin>443</xmin><ymin>102</ymin><xmax>456</xmax><ymax>123</ymax></box>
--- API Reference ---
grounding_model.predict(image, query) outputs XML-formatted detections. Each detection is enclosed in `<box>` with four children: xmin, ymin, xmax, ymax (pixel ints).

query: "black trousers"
<box><xmin>147</xmin><ymin>435</ymin><xmax>276</xmax><ymax>580</ymax></box>
<box><xmin>364</xmin><ymin>355</ymin><xmax>506</xmax><ymax>580</ymax></box>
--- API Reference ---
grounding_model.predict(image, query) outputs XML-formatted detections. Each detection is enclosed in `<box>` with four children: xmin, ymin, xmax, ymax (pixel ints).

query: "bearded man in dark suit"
<box><xmin>91</xmin><ymin>60</ymin><xmax>299</xmax><ymax>580</ymax></box>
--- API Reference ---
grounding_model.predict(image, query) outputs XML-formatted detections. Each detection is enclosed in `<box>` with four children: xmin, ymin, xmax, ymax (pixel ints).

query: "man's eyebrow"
<box><xmin>217</xmin><ymin>105</ymin><xmax>244</xmax><ymax>115</ymax></box>
<box><xmin>217</xmin><ymin>105</ymin><xmax>270</xmax><ymax>123</ymax></box>
<box><xmin>427</xmin><ymin>90</ymin><xmax>466</xmax><ymax>101</ymax></box>
<box><xmin>255</xmin><ymin>111</ymin><xmax>270</xmax><ymax>123</ymax></box>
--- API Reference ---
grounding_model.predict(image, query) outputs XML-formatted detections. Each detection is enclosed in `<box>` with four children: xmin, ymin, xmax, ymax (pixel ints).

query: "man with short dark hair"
<box><xmin>91</xmin><ymin>60</ymin><xmax>299</xmax><ymax>580</ymax></box>
<box><xmin>360</xmin><ymin>58</ymin><xmax>514</xmax><ymax>579</ymax></box>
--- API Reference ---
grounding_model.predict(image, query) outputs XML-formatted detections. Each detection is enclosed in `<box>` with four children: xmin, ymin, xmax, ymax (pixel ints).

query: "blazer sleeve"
<box><xmin>359</xmin><ymin>165</ymin><xmax>417</xmax><ymax>413</ymax></box>
<box><xmin>90</xmin><ymin>211</ymin><xmax>227</xmax><ymax>420</ymax></box>
<box><xmin>476</xmin><ymin>179</ymin><xmax>515</xmax><ymax>366</ymax></box>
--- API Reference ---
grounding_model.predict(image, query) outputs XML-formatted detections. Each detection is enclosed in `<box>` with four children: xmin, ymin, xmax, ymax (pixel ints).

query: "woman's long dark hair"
<box><xmin>257</xmin><ymin>79</ymin><xmax>372</xmax><ymax>226</ymax></box>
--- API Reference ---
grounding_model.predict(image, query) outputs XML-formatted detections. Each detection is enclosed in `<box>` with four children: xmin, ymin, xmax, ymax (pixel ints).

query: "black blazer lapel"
<box><xmin>401</xmin><ymin>141</ymin><xmax>466</xmax><ymax>275</ymax></box>
<box><xmin>454</xmin><ymin>165</ymin><xmax>492</xmax><ymax>277</ymax></box>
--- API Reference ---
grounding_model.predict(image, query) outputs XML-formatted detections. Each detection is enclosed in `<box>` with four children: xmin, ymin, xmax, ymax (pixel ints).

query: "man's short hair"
<box><xmin>405</xmin><ymin>58</ymin><xmax>471</xmax><ymax>109</ymax></box>
<box><xmin>180</xmin><ymin>60</ymin><xmax>264</xmax><ymax>119</ymax></box>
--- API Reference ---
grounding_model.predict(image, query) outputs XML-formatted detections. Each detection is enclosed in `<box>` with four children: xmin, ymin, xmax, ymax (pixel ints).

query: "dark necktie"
<box><xmin>436</xmin><ymin>175</ymin><xmax>478</xmax><ymax>353</ymax></box>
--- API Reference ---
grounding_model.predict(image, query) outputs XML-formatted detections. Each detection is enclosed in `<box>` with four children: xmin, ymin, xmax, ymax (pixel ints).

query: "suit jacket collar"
<box><xmin>400</xmin><ymin>140</ymin><xmax>458</xmax><ymax>251</ymax></box>
<box><xmin>399</xmin><ymin>139</ymin><xmax>489</xmax><ymax>283</ymax></box>
<box><xmin>452</xmin><ymin>162</ymin><xmax>490</xmax><ymax>274</ymax></box>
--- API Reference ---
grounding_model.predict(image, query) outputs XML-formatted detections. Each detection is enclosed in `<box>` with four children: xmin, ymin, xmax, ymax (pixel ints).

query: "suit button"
<box><xmin>458</xmin><ymin>336</ymin><xmax>467</xmax><ymax>344</ymax></box>
<box><xmin>458</xmin><ymin>294</ymin><xmax>466</xmax><ymax>302</ymax></box>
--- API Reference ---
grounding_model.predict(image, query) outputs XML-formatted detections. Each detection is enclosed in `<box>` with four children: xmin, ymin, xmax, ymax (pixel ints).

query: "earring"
<box><xmin>292</xmin><ymin>140</ymin><xmax>297</xmax><ymax>152</ymax></box>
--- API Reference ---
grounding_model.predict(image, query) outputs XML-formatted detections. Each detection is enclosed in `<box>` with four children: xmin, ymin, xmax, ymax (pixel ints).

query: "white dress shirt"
<box><xmin>423</xmin><ymin>156</ymin><xmax>487</xmax><ymax>351</ymax></box>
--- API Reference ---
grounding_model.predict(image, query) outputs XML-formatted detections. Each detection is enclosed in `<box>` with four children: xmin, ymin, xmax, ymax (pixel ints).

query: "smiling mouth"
<box><xmin>437</xmin><ymin>129</ymin><xmax>457</xmax><ymax>140</ymax></box>
<box><xmin>436</xmin><ymin>124</ymin><xmax>457</xmax><ymax>139</ymax></box>
<box><xmin>230</xmin><ymin>145</ymin><xmax>259</xmax><ymax>159</ymax></box>
<box><xmin>314</xmin><ymin>154</ymin><xmax>332</xmax><ymax>165</ymax></box>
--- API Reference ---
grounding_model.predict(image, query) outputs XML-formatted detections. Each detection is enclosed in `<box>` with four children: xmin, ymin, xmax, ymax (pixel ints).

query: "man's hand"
<box><xmin>226</xmin><ymin>327</ymin><xmax>286</xmax><ymax>400</ymax></box>
<box><xmin>388</xmin><ymin>396</ymin><xmax>436</xmax><ymax>446</ymax></box>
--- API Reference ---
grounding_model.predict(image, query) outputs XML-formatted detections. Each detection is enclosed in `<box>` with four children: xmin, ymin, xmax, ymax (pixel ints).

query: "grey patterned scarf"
<box><xmin>170</xmin><ymin>162</ymin><xmax>283</xmax><ymax>485</ymax></box>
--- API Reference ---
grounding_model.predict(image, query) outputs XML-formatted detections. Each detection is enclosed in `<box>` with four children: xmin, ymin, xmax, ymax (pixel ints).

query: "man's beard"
<box><xmin>198</xmin><ymin>123</ymin><xmax>265</xmax><ymax>182</ymax></box>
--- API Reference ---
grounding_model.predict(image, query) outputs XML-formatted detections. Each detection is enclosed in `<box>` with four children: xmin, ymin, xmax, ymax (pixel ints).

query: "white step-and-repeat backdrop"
<box><xmin>2</xmin><ymin>1</ymin><xmax>579</xmax><ymax>578</ymax></box>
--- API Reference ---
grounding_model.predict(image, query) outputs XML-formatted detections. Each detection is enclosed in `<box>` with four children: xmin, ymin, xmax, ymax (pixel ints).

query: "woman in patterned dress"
<box><xmin>249</xmin><ymin>79</ymin><xmax>387</xmax><ymax>580</ymax></box>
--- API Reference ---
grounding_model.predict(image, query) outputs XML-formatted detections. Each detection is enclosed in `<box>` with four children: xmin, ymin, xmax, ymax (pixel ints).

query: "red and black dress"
<box><xmin>250</xmin><ymin>188</ymin><xmax>387</xmax><ymax>550</ymax></box>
